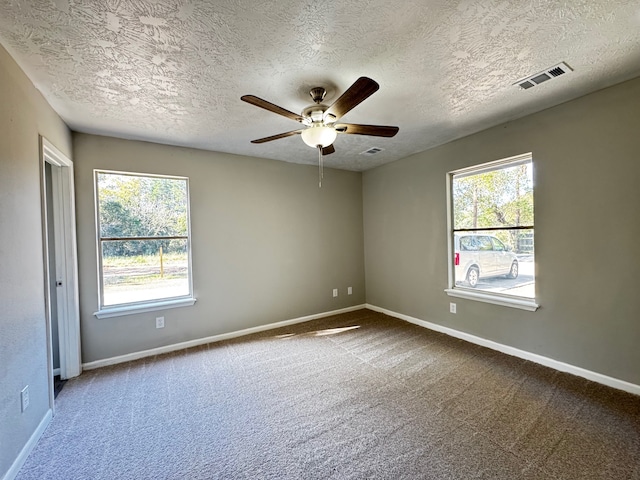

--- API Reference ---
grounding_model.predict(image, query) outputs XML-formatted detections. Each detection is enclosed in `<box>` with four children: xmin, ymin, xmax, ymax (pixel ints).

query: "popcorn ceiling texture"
<box><xmin>0</xmin><ymin>0</ymin><xmax>639</xmax><ymax>170</ymax></box>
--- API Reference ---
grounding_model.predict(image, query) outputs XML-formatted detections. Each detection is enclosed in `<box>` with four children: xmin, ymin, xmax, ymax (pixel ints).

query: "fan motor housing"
<box><xmin>302</xmin><ymin>104</ymin><xmax>331</xmax><ymax>124</ymax></box>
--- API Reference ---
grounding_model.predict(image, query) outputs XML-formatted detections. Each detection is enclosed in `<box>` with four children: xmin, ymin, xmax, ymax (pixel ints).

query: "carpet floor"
<box><xmin>17</xmin><ymin>309</ymin><xmax>640</xmax><ymax>479</ymax></box>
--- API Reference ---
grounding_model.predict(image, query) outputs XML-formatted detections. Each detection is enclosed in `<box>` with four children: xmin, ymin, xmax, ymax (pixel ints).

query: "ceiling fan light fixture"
<box><xmin>301</xmin><ymin>125</ymin><xmax>337</xmax><ymax>148</ymax></box>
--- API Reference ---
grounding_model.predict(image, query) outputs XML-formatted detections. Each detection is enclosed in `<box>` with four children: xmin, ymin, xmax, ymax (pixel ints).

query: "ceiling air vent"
<box><xmin>514</xmin><ymin>62</ymin><xmax>572</xmax><ymax>90</ymax></box>
<box><xmin>360</xmin><ymin>147</ymin><xmax>383</xmax><ymax>156</ymax></box>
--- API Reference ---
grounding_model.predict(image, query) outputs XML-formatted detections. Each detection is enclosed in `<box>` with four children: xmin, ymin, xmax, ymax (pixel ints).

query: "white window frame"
<box><xmin>93</xmin><ymin>170</ymin><xmax>195</xmax><ymax>319</ymax></box>
<box><xmin>445</xmin><ymin>153</ymin><xmax>539</xmax><ymax>311</ymax></box>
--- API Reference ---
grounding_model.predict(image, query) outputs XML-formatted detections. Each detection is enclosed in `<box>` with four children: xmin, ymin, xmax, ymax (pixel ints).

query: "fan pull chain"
<box><xmin>317</xmin><ymin>145</ymin><xmax>324</xmax><ymax>188</ymax></box>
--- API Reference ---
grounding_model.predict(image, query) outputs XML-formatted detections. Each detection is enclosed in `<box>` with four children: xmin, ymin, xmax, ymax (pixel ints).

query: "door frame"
<box><xmin>40</xmin><ymin>137</ymin><xmax>81</xmax><ymax>404</ymax></box>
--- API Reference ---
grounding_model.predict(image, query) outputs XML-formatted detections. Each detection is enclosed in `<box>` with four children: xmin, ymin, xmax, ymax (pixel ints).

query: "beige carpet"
<box><xmin>17</xmin><ymin>309</ymin><xmax>640</xmax><ymax>479</ymax></box>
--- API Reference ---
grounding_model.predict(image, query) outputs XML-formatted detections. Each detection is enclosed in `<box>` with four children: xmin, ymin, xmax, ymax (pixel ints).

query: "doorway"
<box><xmin>41</xmin><ymin>137</ymin><xmax>81</xmax><ymax>409</ymax></box>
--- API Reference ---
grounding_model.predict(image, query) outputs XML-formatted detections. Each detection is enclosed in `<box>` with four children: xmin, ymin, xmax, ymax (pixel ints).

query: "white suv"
<box><xmin>454</xmin><ymin>234</ymin><xmax>518</xmax><ymax>287</ymax></box>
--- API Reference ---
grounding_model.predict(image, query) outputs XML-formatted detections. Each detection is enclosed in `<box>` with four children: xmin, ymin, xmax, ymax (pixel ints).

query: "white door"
<box><xmin>41</xmin><ymin>137</ymin><xmax>81</xmax><ymax>401</ymax></box>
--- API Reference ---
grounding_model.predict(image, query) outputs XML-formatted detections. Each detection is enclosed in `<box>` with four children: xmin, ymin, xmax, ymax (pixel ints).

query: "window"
<box><xmin>94</xmin><ymin>170</ymin><xmax>194</xmax><ymax>317</ymax></box>
<box><xmin>446</xmin><ymin>153</ymin><xmax>538</xmax><ymax>311</ymax></box>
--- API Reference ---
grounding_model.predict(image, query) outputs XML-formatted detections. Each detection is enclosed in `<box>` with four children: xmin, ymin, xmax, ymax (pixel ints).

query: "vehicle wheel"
<box><xmin>467</xmin><ymin>267</ymin><xmax>479</xmax><ymax>288</ymax></box>
<box><xmin>507</xmin><ymin>261</ymin><xmax>518</xmax><ymax>279</ymax></box>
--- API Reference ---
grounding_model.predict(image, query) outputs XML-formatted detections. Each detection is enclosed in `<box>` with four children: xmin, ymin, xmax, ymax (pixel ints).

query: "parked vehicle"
<box><xmin>454</xmin><ymin>234</ymin><xmax>518</xmax><ymax>287</ymax></box>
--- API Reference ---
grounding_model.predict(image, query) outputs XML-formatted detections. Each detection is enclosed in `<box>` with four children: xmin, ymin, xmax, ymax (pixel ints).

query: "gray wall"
<box><xmin>0</xmin><ymin>44</ymin><xmax>72</xmax><ymax>478</ymax></box>
<box><xmin>363</xmin><ymin>76</ymin><xmax>640</xmax><ymax>385</ymax></box>
<box><xmin>73</xmin><ymin>134</ymin><xmax>366</xmax><ymax>363</ymax></box>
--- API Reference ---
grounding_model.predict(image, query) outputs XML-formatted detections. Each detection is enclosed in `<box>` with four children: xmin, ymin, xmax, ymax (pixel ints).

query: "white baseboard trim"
<box><xmin>83</xmin><ymin>304</ymin><xmax>367</xmax><ymax>371</ymax></box>
<box><xmin>52</xmin><ymin>368</ymin><xmax>60</xmax><ymax>377</ymax></box>
<box><xmin>366</xmin><ymin>304</ymin><xmax>640</xmax><ymax>396</ymax></box>
<box><xmin>3</xmin><ymin>409</ymin><xmax>52</xmax><ymax>480</ymax></box>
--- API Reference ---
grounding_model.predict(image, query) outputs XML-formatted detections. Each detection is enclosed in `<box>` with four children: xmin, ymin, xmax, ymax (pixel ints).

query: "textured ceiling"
<box><xmin>1</xmin><ymin>1</ymin><xmax>639</xmax><ymax>171</ymax></box>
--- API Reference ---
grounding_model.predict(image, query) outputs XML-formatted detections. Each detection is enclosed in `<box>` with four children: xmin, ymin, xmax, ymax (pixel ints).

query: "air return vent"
<box><xmin>514</xmin><ymin>62</ymin><xmax>573</xmax><ymax>90</ymax></box>
<box><xmin>360</xmin><ymin>147</ymin><xmax>383</xmax><ymax>156</ymax></box>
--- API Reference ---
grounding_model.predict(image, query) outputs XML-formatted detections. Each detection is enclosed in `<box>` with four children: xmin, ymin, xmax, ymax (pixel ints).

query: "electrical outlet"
<box><xmin>156</xmin><ymin>316</ymin><xmax>165</xmax><ymax>328</ymax></box>
<box><xmin>21</xmin><ymin>386</ymin><xmax>29</xmax><ymax>412</ymax></box>
<box><xmin>332</xmin><ymin>288</ymin><xmax>338</xmax><ymax>298</ymax></box>
<box><xmin>449</xmin><ymin>303</ymin><xmax>457</xmax><ymax>314</ymax></box>
<box><xmin>347</xmin><ymin>286</ymin><xmax>353</xmax><ymax>295</ymax></box>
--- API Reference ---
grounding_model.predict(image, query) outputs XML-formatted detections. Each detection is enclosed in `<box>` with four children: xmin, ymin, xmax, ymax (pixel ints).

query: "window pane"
<box><xmin>453</xmin><ymin>162</ymin><xmax>533</xmax><ymax>230</ymax></box>
<box><xmin>97</xmin><ymin>173</ymin><xmax>187</xmax><ymax>238</ymax></box>
<box><xmin>454</xmin><ymin>229</ymin><xmax>534</xmax><ymax>298</ymax></box>
<box><xmin>102</xmin><ymin>239</ymin><xmax>189</xmax><ymax>306</ymax></box>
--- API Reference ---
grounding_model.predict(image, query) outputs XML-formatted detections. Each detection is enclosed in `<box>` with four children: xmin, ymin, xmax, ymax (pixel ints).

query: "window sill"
<box><xmin>94</xmin><ymin>297</ymin><xmax>197</xmax><ymax>319</ymax></box>
<box><xmin>445</xmin><ymin>289</ymin><xmax>539</xmax><ymax>311</ymax></box>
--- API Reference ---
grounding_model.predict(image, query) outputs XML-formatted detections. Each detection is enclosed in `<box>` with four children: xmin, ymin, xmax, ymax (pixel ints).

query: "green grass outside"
<box><xmin>103</xmin><ymin>252</ymin><xmax>187</xmax><ymax>267</ymax></box>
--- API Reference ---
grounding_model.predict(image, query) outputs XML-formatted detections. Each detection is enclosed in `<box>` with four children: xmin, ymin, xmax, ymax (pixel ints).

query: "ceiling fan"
<box><xmin>241</xmin><ymin>77</ymin><xmax>399</xmax><ymax>186</ymax></box>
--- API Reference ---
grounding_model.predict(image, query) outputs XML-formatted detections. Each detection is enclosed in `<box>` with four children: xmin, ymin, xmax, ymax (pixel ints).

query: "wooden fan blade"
<box><xmin>241</xmin><ymin>95</ymin><xmax>303</xmax><ymax>123</ymax></box>
<box><xmin>251</xmin><ymin>130</ymin><xmax>303</xmax><ymax>144</ymax></box>
<box><xmin>335</xmin><ymin>123</ymin><xmax>399</xmax><ymax>137</ymax></box>
<box><xmin>322</xmin><ymin>144</ymin><xmax>335</xmax><ymax>155</ymax></box>
<box><xmin>326</xmin><ymin>77</ymin><xmax>379</xmax><ymax>120</ymax></box>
